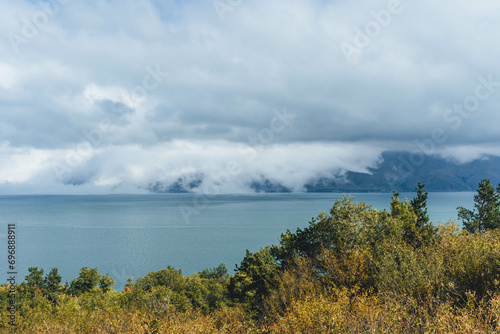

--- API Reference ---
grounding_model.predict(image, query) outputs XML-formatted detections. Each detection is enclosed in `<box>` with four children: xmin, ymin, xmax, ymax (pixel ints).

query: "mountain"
<box><xmin>147</xmin><ymin>151</ymin><xmax>500</xmax><ymax>193</ymax></box>
<box><xmin>147</xmin><ymin>175</ymin><xmax>203</xmax><ymax>193</ymax></box>
<box><xmin>304</xmin><ymin>151</ymin><xmax>500</xmax><ymax>192</ymax></box>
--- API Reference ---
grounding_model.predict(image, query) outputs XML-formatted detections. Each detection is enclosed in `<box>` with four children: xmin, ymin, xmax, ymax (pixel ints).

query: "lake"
<box><xmin>0</xmin><ymin>192</ymin><xmax>474</xmax><ymax>290</ymax></box>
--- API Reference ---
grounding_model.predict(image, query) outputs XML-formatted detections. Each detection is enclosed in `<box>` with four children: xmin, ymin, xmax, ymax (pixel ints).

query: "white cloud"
<box><xmin>0</xmin><ymin>0</ymin><xmax>499</xmax><ymax>193</ymax></box>
<box><xmin>0</xmin><ymin>140</ymin><xmax>386</xmax><ymax>194</ymax></box>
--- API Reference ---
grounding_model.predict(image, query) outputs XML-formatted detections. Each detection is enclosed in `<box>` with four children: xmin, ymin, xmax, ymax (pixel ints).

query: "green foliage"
<box><xmin>19</xmin><ymin>267</ymin><xmax>63</xmax><ymax>304</ymax></box>
<box><xmin>25</xmin><ymin>267</ymin><xmax>44</xmax><ymax>288</ymax></box>
<box><xmin>391</xmin><ymin>190</ymin><xmax>437</xmax><ymax>247</ymax></box>
<box><xmin>45</xmin><ymin>268</ymin><xmax>62</xmax><ymax>293</ymax></box>
<box><xmin>130</xmin><ymin>265</ymin><xmax>230</xmax><ymax>313</ymax></box>
<box><xmin>271</xmin><ymin>196</ymin><xmax>386</xmax><ymax>266</ymax></box>
<box><xmin>199</xmin><ymin>263</ymin><xmax>228</xmax><ymax>281</ymax></box>
<box><xmin>78</xmin><ymin>290</ymin><xmax>121</xmax><ymax>313</ymax></box>
<box><xmin>410</xmin><ymin>182</ymin><xmax>430</xmax><ymax>228</ymax></box>
<box><xmin>134</xmin><ymin>266</ymin><xmax>186</xmax><ymax>293</ymax></box>
<box><xmin>8</xmin><ymin>181</ymin><xmax>500</xmax><ymax>333</ymax></box>
<box><xmin>69</xmin><ymin>267</ymin><xmax>115</xmax><ymax>296</ymax></box>
<box><xmin>458</xmin><ymin>178</ymin><xmax>500</xmax><ymax>232</ymax></box>
<box><xmin>389</xmin><ymin>191</ymin><xmax>419</xmax><ymax>244</ymax></box>
<box><xmin>272</xmin><ymin>188</ymin><xmax>437</xmax><ymax>270</ymax></box>
<box><xmin>99</xmin><ymin>273</ymin><xmax>115</xmax><ymax>293</ymax></box>
<box><xmin>374</xmin><ymin>241</ymin><xmax>431</xmax><ymax>299</ymax></box>
<box><xmin>44</xmin><ymin>267</ymin><xmax>63</xmax><ymax>302</ymax></box>
<box><xmin>198</xmin><ymin>264</ymin><xmax>230</xmax><ymax>310</ymax></box>
<box><xmin>229</xmin><ymin>246</ymin><xmax>279</xmax><ymax>309</ymax></box>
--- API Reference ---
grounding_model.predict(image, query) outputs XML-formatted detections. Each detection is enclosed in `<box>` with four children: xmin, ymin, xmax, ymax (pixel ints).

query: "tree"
<box><xmin>131</xmin><ymin>265</ymin><xmax>230</xmax><ymax>312</ymax></box>
<box><xmin>408</xmin><ymin>183</ymin><xmax>437</xmax><ymax>246</ymax></box>
<box><xmin>410</xmin><ymin>182</ymin><xmax>429</xmax><ymax>229</ymax></box>
<box><xmin>134</xmin><ymin>266</ymin><xmax>186</xmax><ymax>292</ymax></box>
<box><xmin>69</xmin><ymin>267</ymin><xmax>115</xmax><ymax>296</ymax></box>
<box><xmin>199</xmin><ymin>263</ymin><xmax>229</xmax><ymax>281</ymax></box>
<box><xmin>389</xmin><ymin>191</ymin><xmax>419</xmax><ymax>246</ymax></box>
<box><xmin>229</xmin><ymin>246</ymin><xmax>279</xmax><ymax>308</ymax></box>
<box><xmin>23</xmin><ymin>267</ymin><xmax>46</xmax><ymax>300</ymax></box>
<box><xmin>457</xmin><ymin>179</ymin><xmax>500</xmax><ymax>232</ymax></box>
<box><xmin>44</xmin><ymin>268</ymin><xmax>62</xmax><ymax>293</ymax></box>
<box><xmin>271</xmin><ymin>196</ymin><xmax>384</xmax><ymax>267</ymax></box>
<box><xmin>99</xmin><ymin>273</ymin><xmax>115</xmax><ymax>293</ymax></box>
<box><xmin>25</xmin><ymin>267</ymin><xmax>44</xmax><ymax>288</ymax></box>
<box><xmin>21</xmin><ymin>267</ymin><xmax>62</xmax><ymax>303</ymax></box>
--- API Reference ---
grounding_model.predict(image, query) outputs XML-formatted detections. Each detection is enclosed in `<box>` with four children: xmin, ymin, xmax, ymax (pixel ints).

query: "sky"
<box><xmin>0</xmin><ymin>0</ymin><xmax>500</xmax><ymax>194</ymax></box>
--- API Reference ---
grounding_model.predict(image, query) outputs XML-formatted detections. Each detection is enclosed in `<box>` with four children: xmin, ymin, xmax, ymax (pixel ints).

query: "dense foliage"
<box><xmin>458</xmin><ymin>178</ymin><xmax>500</xmax><ymax>232</ymax></box>
<box><xmin>3</xmin><ymin>180</ymin><xmax>500</xmax><ymax>333</ymax></box>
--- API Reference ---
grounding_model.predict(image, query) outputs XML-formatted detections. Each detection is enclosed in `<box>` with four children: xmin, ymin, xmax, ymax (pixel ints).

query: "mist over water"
<box><xmin>0</xmin><ymin>192</ymin><xmax>473</xmax><ymax>290</ymax></box>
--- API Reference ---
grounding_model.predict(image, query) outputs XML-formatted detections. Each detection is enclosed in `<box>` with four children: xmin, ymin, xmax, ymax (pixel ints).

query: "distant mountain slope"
<box><xmin>304</xmin><ymin>151</ymin><xmax>500</xmax><ymax>192</ymax></box>
<box><xmin>147</xmin><ymin>151</ymin><xmax>500</xmax><ymax>193</ymax></box>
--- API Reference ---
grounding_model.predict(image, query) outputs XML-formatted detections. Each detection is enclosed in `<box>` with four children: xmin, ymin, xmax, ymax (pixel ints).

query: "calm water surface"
<box><xmin>0</xmin><ymin>192</ymin><xmax>473</xmax><ymax>289</ymax></box>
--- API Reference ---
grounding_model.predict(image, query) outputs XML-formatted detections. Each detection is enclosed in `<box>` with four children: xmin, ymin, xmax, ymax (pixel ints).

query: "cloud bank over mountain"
<box><xmin>1</xmin><ymin>0</ymin><xmax>500</xmax><ymax>194</ymax></box>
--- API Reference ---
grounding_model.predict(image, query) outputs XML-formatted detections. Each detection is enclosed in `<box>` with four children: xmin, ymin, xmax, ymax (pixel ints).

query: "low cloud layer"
<box><xmin>1</xmin><ymin>0</ymin><xmax>500</xmax><ymax>194</ymax></box>
<box><xmin>0</xmin><ymin>140</ymin><xmax>386</xmax><ymax>194</ymax></box>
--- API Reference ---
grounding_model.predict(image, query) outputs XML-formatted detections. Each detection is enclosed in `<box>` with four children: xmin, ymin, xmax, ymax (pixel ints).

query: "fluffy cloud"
<box><xmin>1</xmin><ymin>0</ymin><xmax>499</xmax><ymax>193</ymax></box>
<box><xmin>0</xmin><ymin>140</ymin><xmax>385</xmax><ymax>193</ymax></box>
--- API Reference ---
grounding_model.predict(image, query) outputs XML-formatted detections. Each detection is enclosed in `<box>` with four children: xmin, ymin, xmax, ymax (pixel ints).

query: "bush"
<box><xmin>8</xmin><ymin>186</ymin><xmax>500</xmax><ymax>333</ymax></box>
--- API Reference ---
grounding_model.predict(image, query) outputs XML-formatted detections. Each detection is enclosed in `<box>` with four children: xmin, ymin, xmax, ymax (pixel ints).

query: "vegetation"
<box><xmin>3</xmin><ymin>180</ymin><xmax>500</xmax><ymax>333</ymax></box>
<box><xmin>457</xmin><ymin>178</ymin><xmax>500</xmax><ymax>232</ymax></box>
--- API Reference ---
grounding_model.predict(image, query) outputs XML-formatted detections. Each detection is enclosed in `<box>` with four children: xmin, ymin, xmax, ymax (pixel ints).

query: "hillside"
<box><xmin>305</xmin><ymin>151</ymin><xmax>500</xmax><ymax>192</ymax></box>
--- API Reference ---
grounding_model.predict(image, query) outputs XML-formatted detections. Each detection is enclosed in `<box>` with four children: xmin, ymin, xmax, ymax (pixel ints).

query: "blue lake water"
<box><xmin>0</xmin><ymin>192</ymin><xmax>474</xmax><ymax>290</ymax></box>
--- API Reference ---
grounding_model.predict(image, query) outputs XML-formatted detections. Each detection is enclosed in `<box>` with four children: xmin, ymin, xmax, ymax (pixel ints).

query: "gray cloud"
<box><xmin>1</xmin><ymin>0</ymin><xmax>500</xmax><ymax>193</ymax></box>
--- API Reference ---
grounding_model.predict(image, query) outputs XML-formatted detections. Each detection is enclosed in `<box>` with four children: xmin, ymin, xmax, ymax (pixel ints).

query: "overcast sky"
<box><xmin>1</xmin><ymin>0</ymin><xmax>500</xmax><ymax>194</ymax></box>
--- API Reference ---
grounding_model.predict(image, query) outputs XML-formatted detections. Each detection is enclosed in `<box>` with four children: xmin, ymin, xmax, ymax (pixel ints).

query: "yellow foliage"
<box><xmin>6</xmin><ymin>202</ymin><xmax>500</xmax><ymax>333</ymax></box>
